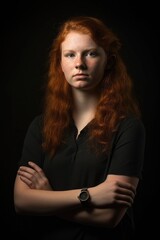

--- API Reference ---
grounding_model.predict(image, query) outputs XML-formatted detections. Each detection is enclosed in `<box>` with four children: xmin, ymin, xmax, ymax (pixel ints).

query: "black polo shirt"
<box><xmin>17</xmin><ymin>114</ymin><xmax>145</xmax><ymax>239</ymax></box>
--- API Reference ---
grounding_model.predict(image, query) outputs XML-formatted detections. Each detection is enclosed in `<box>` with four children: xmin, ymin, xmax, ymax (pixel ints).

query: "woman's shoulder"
<box><xmin>27</xmin><ymin>114</ymin><xmax>43</xmax><ymax>132</ymax></box>
<box><xmin>120</xmin><ymin>115</ymin><xmax>145</xmax><ymax>129</ymax></box>
<box><xmin>117</xmin><ymin>115</ymin><xmax>146</xmax><ymax>139</ymax></box>
<box><xmin>31</xmin><ymin>114</ymin><xmax>43</xmax><ymax>124</ymax></box>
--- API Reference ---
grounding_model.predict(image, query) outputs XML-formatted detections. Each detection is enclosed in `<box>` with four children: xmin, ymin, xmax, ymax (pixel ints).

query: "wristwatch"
<box><xmin>78</xmin><ymin>188</ymin><xmax>90</xmax><ymax>205</ymax></box>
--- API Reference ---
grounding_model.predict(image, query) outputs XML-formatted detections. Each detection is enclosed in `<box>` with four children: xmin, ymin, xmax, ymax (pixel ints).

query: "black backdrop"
<box><xmin>2</xmin><ymin>0</ymin><xmax>159</xmax><ymax>238</ymax></box>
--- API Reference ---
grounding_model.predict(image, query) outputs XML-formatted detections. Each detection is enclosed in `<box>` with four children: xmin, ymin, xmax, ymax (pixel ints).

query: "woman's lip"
<box><xmin>73</xmin><ymin>73</ymin><xmax>88</xmax><ymax>77</ymax></box>
<box><xmin>73</xmin><ymin>74</ymin><xmax>89</xmax><ymax>78</ymax></box>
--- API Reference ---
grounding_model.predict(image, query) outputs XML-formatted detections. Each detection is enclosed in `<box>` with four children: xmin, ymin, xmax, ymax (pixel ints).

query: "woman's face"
<box><xmin>61</xmin><ymin>31</ymin><xmax>107</xmax><ymax>91</ymax></box>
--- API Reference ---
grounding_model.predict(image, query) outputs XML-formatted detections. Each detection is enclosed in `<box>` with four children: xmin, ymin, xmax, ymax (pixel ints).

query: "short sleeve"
<box><xmin>108</xmin><ymin>117</ymin><xmax>146</xmax><ymax>178</ymax></box>
<box><xmin>18</xmin><ymin>115</ymin><xmax>44</xmax><ymax>168</ymax></box>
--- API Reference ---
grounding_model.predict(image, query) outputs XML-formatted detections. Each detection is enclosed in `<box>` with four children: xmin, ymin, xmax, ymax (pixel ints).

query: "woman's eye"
<box><xmin>87</xmin><ymin>51</ymin><xmax>98</xmax><ymax>57</ymax></box>
<box><xmin>65</xmin><ymin>53</ymin><xmax>75</xmax><ymax>58</ymax></box>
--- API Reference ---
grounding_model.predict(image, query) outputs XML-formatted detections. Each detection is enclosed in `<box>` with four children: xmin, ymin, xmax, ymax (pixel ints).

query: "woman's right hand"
<box><xmin>17</xmin><ymin>161</ymin><xmax>53</xmax><ymax>190</ymax></box>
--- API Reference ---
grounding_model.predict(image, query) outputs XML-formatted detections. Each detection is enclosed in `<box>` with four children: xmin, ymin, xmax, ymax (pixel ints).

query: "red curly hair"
<box><xmin>42</xmin><ymin>16</ymin><xmax>141</xmax><ymax>156</ymax></box>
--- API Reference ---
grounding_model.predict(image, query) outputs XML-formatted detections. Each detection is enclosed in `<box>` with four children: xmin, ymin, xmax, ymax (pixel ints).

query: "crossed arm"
<box><xmin>14</xmin><ymin>161</ymin><xmax>138</xmax><ymax>228</ymax></box>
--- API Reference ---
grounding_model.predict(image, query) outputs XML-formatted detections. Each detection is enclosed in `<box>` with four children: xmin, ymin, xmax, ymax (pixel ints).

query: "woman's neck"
<box><xmin>73</xmin><ymin>89</ymin><xmax>99</xmax><ymax>112</ymax></box>
<box><xmin>72</xmin><ymin>89</ymin><xmax>99</xmax><ymax>134</ymax></box>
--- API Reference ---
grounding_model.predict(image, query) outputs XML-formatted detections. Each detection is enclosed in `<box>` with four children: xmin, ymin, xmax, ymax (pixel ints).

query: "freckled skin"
<box><xmin>61</xmin><ymin>32</ymin><xmax>107</xmax><ymax>91</ymax></box>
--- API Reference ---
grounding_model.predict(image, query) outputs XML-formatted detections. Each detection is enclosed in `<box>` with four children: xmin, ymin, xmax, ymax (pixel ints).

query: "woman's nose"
<box><xmin>75</xmin><ymin>56</ymin><xmax>87</xmax><ymax>69</ymax></box>
<box><xmin>75</xmin><ymin>64</ymin><xmax>84</xmax><ymax>69</ymax></box>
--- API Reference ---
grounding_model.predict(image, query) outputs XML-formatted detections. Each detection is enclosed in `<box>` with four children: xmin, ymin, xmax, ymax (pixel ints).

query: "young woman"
<box><xmin>14</xmin><ymin>16</ymin><xmax>145</xmax><ymax>239</ymax></box>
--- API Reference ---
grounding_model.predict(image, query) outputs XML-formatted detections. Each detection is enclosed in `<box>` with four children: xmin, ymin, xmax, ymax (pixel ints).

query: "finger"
<box><xmin>28</xmin><ymin>161</ymin><xmax>46</xmax><ymax>178</ymax></box>
<box><xmin>112</xmin><ymin>193</ymin><xmax>134</xmax><ymax>207</ymax></box>
<box><xmin>115</xmin><ymin>193</ymin><xmax>134</xmax><ymax>204</ymax></box>
<box><xmin>18</xmin><ymin>168</ymin><xmax>34</xmax><ymax>179</ymax></box>
<box><xmin>116</xmin><ymin>187</ymin><xmax>135</xmax><ymax>199</ymax></box>
<box><xmin>19</xmin><ymin>165</ymin><xmax>43</xmax><ymax>178</ymax></box>
<box><xmin>18</xmin><ymin>166</ymin><xmax>41</xmax><ymax>181</ymax></box>
<box><xmin>117</xmin><ymin>181</ymin><xmax>136</xmax><ymax>195</ymax></box>
<box><xmin>19</xmin><ymin>176</ymin><xmax>34</xmax><ymax>188</ymax></box>
<box><xmin>28</xmin><ymin>161</ymin><xmax>42</xmax><ymax>172</ymax></box>
<box><xmin>18</xmin><ymin>166</ymin><xmax>35</xmax><ymax>175</ymax></box>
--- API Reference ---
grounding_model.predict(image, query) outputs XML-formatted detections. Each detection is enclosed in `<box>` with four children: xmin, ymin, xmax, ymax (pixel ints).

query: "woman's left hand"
<box><xmin>17</xmin><ymin>161</ymin><xmax>53</xmax><ymax>190</ymax></box>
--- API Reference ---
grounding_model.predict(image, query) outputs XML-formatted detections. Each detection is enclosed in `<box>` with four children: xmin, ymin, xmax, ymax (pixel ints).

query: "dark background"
<box><xmin>2</xmin><ymin>0</ymin><xmax>159</xmax><ymax>238</ymax></box>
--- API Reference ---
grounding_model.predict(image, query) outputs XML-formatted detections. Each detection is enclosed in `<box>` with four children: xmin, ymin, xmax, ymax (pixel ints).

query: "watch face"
<box><xmin>80</xmin><ymin>191</ymin><xmax>89</xmax><ymax>201</ymax></box>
